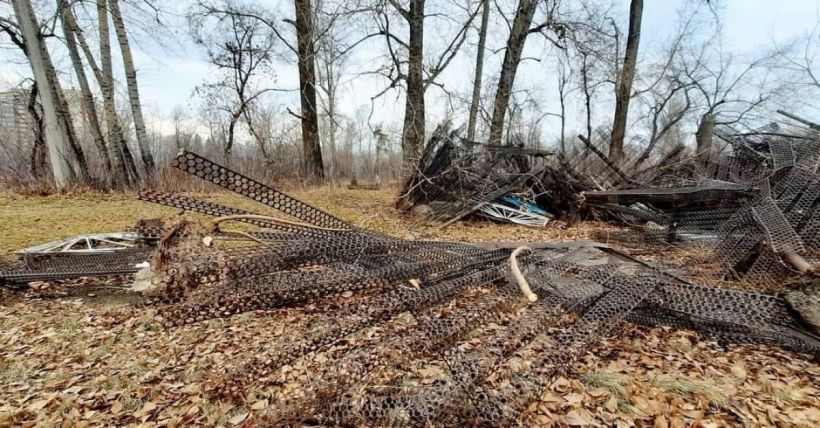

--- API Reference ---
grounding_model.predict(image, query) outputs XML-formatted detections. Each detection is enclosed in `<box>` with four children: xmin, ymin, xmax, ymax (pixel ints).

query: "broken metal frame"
<box><xmin>14</xmin><ymin>232</ymin><xmax>142</xmax><ymax>255</ymax></box>
<box><xmin>477</xmin><ymin>201</ymin><xmax>552</xmax><ymax>227</ymax></box>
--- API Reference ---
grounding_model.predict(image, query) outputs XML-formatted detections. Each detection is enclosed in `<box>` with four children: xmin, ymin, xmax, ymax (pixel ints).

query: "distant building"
<box><xmin>0</xmin><ymin>89</ymin><xmax>33</xmax><ymax>144</ymax></box>
<box><xmin>0</xmin><ymin>87</ymin><xmax>87</xmax><ymax>146</ymax></box>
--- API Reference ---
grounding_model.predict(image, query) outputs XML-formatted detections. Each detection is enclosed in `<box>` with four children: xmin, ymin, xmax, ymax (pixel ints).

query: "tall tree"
<box><xmin>189</xmin><ymin>3</ymin><xmax>275</xmax><ymax>160</ymax></box>
<box><xmin>672</xmin><ymin>28</ymin><xmax>780</xmax><ymax>174</ymax></box>
<box><xmin>95</xmin><ymin>0</ymin><xmax>137</xmax><ymax>185</ymax></box>
<box><xmin>0</xmin><ymin>14</ymin><xmax>48</xmax><ymax>179</ymax></box>
<box><xmin>314</xmin><ymin>0</ymin><xmax>354</xmax><ymax>181</ymax></box>
<box><xmin>294</xmin><ymin>0</ymin><xmax>324</xmax><ymax>181</ymax></box>
<box><xmin>609</xmin><ymin>0</ymin><xmax>643</xmax><ymax>163</ymax></box>
<box><xmin>398</xmin><ymin>0</ymin><xmax>424</xmax><ymax>176</ymax></box>
<box><xmin>108</xmin><ymin>0</ymin><xmax>155</xmax><ymax>175</ymax></box>
<box><xmin>171</xmin><ymin>105</ymin><xmax>194</xmax><ymax>150</ymax></box>
<box><xmin>466</xmin><ymin>0</ymin><xmax>489</xmax><ymax>141</ymax></box>
<box><xmin>191</xmin><ymin>0</ymin><xmax>326</xmax><ymax>179</ymax></box>
<box><xmin>11</xmin><ymin>0</ymin><xmax>86</xmax><ymax>187</ymax></box>
<box><xmin>487</xmin><ymin>0</ymin><xmax>538</xmax><ymax>145</ymax></box>
<box><xmin>315</xmin><ymin>32</ymin><xmax>341</xmax><ymax>180</ymax></box>
<box><xmin>59</xmin><ymin>1</ymin><xmax>112</xmax><ymax>177</ymax></box>
<box><xmin>375</xmin><ymin>0</ymin><xmax>477</xmax><ymax>177</ymax></box>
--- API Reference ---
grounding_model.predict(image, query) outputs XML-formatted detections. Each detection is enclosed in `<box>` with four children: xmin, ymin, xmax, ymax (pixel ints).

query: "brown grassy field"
<box><xmin>0</xmin><ymin>188</ymin><xmax>818</xmax><ymax>427</ymax></box>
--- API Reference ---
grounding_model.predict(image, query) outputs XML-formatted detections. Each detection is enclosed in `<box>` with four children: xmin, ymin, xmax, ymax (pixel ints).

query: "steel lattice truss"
<box><xmin>587</xmin><ymin>132</ymin><xmax>820</xmax><ymax>282</ymax></box>
<box><xmin>2</xmin><ymin>150</ymin><xmax>818</xmax><ymax>425</ymax></box>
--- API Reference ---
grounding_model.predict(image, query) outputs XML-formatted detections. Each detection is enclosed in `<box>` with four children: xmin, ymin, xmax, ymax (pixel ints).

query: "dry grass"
<box><xmin>581</xmin><ymin>370</ymin><xmax>628</xmax><ymax>397</ymax></box>
<box><xmin>0</xmin><ymin>186</ymin><xmax>605</xmax><ymax>253</ymax></box>
<box><xmin>655</xmin><ymin>374</ymin><xmax>730</xmax><ymax>408</ymax></box>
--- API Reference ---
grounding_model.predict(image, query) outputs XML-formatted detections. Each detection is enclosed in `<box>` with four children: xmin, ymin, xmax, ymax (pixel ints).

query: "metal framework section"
<box><xmin>478</xmin><ymin>202</ymin><xmax>552</xmax><ymax>227</ymax></box>
<box><xmin>14</xmin><ymin>232</ymin><xmax>141</xmax><ymax>255</ymax></box>
<box><xmin>0</xmin><ymin>247</ymin><xmax>153</xmax><ymax>285</ymax></box>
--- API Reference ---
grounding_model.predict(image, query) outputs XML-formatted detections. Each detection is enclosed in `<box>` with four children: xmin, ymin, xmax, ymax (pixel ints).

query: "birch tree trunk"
<box><xmin>488</xmin><ymin>0</ymin><xmax>537</xmax><ymax>145</ymax></box>
<box><xmin>108</xmin><ymin>0</ymin><xmax>155</xmax><ymax>175</ymax></box>
<box><xmin>60</xmin><ymin>2</ymin><xmax>112</xmax><ymax>177</ymax></box>
<box><xmin>609</xmin><ymin>0</ymin><xmax>643</xmax><ymax>163</ymax></box>
<box><xmin>12</xmin><ymin>0</ymin><xmax>82</xmax><ymax>187</ymax></box>
<box><xmin>97</xmin><ymin>0</ymin><xmax>136</xmax><ymax>186</ymax></box>
<box><xmin>401</xmin><ymin>0</ymin><xmax>425</xmax><ymax>177</ymax></box>
<box><xmin>466</xmin><ymin>0</ymin><xmax>489</xmax><ymax>141</ymax></box>
<box><xmin>294</xmin><ymin>0</ymin><xmax>324</xmax><ymax>182</ymax></box>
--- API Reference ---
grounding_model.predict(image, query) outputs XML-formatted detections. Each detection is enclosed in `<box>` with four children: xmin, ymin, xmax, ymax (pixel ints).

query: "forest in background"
<box><xmin>0</xmin><ymin>0</ymin><xmax>818</xmax><ymax>190</ymax></box>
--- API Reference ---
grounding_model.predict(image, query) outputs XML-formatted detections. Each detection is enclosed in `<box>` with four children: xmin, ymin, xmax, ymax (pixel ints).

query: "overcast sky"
<box><xmin>1</xmin><ymin>0</ymin><xmax>818</xmax><ymax>140</ymax></box>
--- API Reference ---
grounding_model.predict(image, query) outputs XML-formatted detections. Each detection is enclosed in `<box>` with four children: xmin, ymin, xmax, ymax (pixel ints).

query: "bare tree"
<box><xmin>171</xmin><ymin>105</ymin><xmax>194</xmax><ymax>150</ymax></box>
<box><xmin>10</xmin><ymin>0</ymin><xmax>88</xmax><ymax>187</ymax></box>
<box><xmin>488</xmin><ymin>0</ymin><xmax>563</xmax><ymax>145</ymax></box>
<box><xmin>372</xmin><ymin>0</ymin><xmax>478</xmax><ymax>177</ymax></box>
<box><xmin>772</xmin><ymin>23</ymin><xmax>820</xmax><ymax>125</ymax></box>
<box><xmin>94</xmin><ymin>0</ymin><xmax>138</xmax><ymax>185</ymax></box>
<box><xmin>385</xmin><ymin>0</ymin><xmax>426</xmax><ymax>176</ymax></box>
<box><xmin>487</xmin><ymin>0</ymin><xmax>538</xmax><ymax>145</ymax></box>
<box><xmin>294</xmin><ymin>0</ymin><xmax>324</xmax><ymax>181</ymax></box>
<box><xmin>189</xmin><ymin>2</ymin><xmax>276</xmax><ymax>160</ymax></box>
<box><xmin>561</xmin><ymin>4</ymin><xmax>618</xmax><ymax>151</ymax></box>
<box><xmin>774</xmin><ymin>23</ymin><xmax>820</xmax><ymax>92</ymax></box>
<box><xmin>609</xmin><ymin>0</ymin><xmax>642</xmax><ymax>163</ymax></box>
<box><xmin>108</xmin><ymin>0</ymin><xmax>155</xmax><ymax>175</ymax></box>
<box><xmin>628</xmin><ymin>6</ymin><xmax>699</xmax><ymax>168</ymax></box>
<box><xmin>466</xmin><ymin>0</ymin><xmax>489</xmax><ymax>141</ymax></box>
<box><xmin>631</xmin><ymin>81</ymin><xmax>691</xmax><ymax>168</ymax></box>
<box><xmin>59</xmin><ymin>1</ymin><xmax>112</xmax><ymax>177</ymax></box>
<box><xmin>191</xmin><ymin>0</ymin><xmax>331</xmax><ymax>179</ymax></box>
<box><xmin>0</xmin><ymin>14</ymin><xmax>47</xmax><ymax>178</ymax></box>
<box><xmin>314</xmin><ymin>0</ymin><xmax>356</xmax><ymax>181</ymax></box>
<box><xmin>673</xmin><ymin>40</ymin><xmax>779</xmax><ymax>171</ymax></box>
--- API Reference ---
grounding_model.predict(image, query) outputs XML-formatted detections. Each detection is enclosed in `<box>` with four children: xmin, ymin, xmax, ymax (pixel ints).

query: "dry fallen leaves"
<box><xmin>228</xmin><ymin>411</ymin><xmax>249</xmax><ymax>425</ymax></box>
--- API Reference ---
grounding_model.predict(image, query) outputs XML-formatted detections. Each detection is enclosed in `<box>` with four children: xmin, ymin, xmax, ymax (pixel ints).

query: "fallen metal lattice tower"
<box><xmin>2</xmin><ymin>151</ymin><xmax>818</xmax><ymax>425</ymax></box>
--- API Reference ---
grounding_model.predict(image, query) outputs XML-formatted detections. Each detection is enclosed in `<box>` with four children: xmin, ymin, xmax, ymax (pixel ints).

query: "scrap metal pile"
<box><xmin>0</xmin><ymin>232</ymin><xmax>154</xmax><ymax>286</ymax></box>
<box><xmin>587</xmin><ymin>129</ymin><xmax>820</xmax><ymax>285</ymax></box>
<box><xmin>397</xmin><ymin>127</ymin><xmax>555</xmax><ymax>227</ymax></box>
<box><xmin>2</xmin><ymin>151</ymin><xmax>818</xmax><ymax>425</ymax></box>
<box><xmin>394</xmin><ymin>126</ymin><xmax>690</xmax><ymax>228</ymax></box>
<box><xmin>392</xmin><ymin>118</ymin><xmax>820</xmax><ymax>291</ymax></box>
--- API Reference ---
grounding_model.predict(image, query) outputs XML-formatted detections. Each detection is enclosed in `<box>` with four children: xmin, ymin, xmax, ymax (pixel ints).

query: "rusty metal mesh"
<box><xmin>137</xmin><ymin>151</ymin><xmax>817</xmax><ymax>425</ymax></box>
<box><xmin>589</xmin><ymin>133</ymin><xmax>820</xmax><ymax>282</ymax></box>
